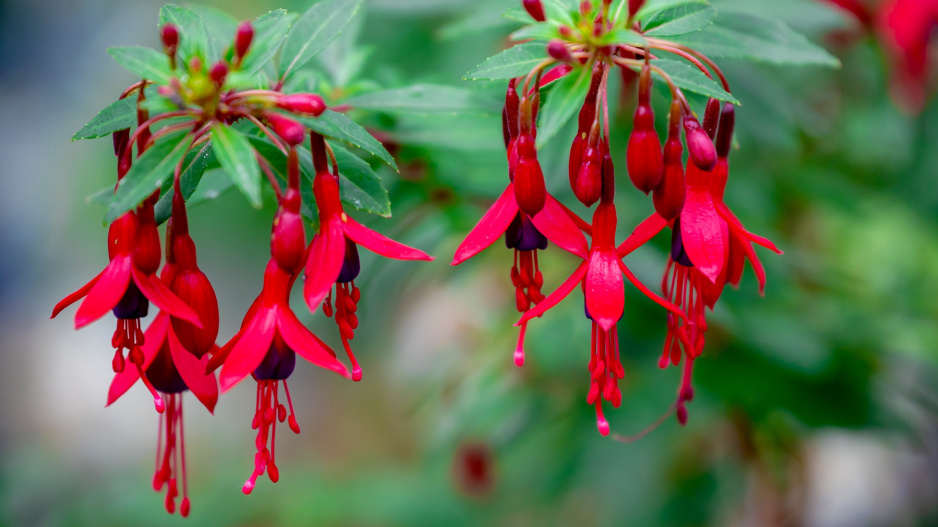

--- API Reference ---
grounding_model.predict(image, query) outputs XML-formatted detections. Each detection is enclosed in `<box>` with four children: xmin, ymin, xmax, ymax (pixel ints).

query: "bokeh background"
<box><xmin>2</xmin><ymin>0</ymin><xmax>938</xmax><ymax>525</ymax></box>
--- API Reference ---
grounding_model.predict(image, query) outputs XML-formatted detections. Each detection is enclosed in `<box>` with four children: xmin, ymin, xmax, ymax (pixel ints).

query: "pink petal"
<box><xmin>344</xmin><ymin>216</ymin><xmax>433</xmax><ymax>261</ymax></box>
<box><xmin>304</xmin><ymin>219</ymin><xmax>345</xmax><ymax>310</ymax></box>
<box><xmin>218</xmin><ymin>307</ymin><xmax>277</xmax><ymax>392</ymax></box>
<box><xmin>168</xmin><ymin>326</ymin><xmax>218</xmax><ymax>413</ymax></box>
<box><xmin>518</xmin><ymin>262</ymin><xmax>588</xmax><ymax>326</ymax></box>
<box><xmin>451</xmin><ymin>184</ymin><xmax>519</xmax><ymax>266</ymax></box>
<box><xmin>680</xmin><ymin>188</ymin><xmax>725</xmax><ymax>284</ymax></box>
<box><xmin>618</xmin><ymin>259</ymin><xmax>688</xmax><ymax>323</ymax></box>
<box><xmin>106</xmin><ymin>313</ymin><xmax>168</xmax><ymax>406</ymax></box>
<box><xmin>132</xmin><ymin>267</ymin><xmax>202</xmax><ymax>328</ymax></box>
<box><xmin>717</xmin><ymin>204</ymin><xmax>783</xmax><ymax>254</ymax></box>
<box><xmin>533</xmin><ymin>194</ymin><xmax>589</xmax><ymax>258</ymax></box>
<box><xmin>585</xmin><ymin>250</ymin><xmax>625</xmax><ymax>331</ymax></box>
<box><xmin>276</xmin><ymin>306</ymin><xmax>351</xmax><ymax>379</ymax></box>
<box><xmin>75</xmin><ymin>256</ymin><xmax>132</xmax><ymax>329</ymax></box>
<box><xmin>616</xmin><ymin>213</ymin><xmax>668</xmax><ymax>258</ymax></box>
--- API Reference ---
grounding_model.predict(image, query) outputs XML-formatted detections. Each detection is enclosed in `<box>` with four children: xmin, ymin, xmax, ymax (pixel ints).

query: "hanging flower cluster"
<box><xmin>455</xmin><ymin>0</ymin><xmax>783</xmax><ymax>436</ymax></box>
<box><xmin>53</xmin><ymin>8</ymin><xmax>431</xmax><ymax>515</ymax></box>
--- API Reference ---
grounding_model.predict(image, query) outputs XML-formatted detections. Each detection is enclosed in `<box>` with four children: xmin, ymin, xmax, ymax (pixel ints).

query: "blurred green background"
<box><xmin>2</xmin><ymin>0</ymin><xmax>938</xmax><ymax>525</ymax></box>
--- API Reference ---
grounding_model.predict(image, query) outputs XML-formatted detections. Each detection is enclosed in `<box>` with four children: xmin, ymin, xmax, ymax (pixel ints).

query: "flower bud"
<box><xmin>513</xmin><ymin>134</ymin><xmax>546</xmax><ymax>216</ymax></box>
<box><xmin>575</xmin><ymin>143</ymin><xmax>602</xmax><ymax>207</ymax></box>
<box><xmin>628</xmin><ymin>0</ymin><xmax>646</xmax><ymax>17</ymax></box>
<box><xmin>209</xmin><ymin>60</ymin><xmax>228</xmax><ymax>86</ymax></box>
<box><xmin>683</xmin><ymin>116</ymin><xmax>717</xmax><ymax>171</ymax></box>
<box><xmin>627</xmin><ymin>103</ymin><xmax>663</xmax><ymax>194</ymax></box>
<box><xmin>113</xmin><ymin>129</ymin><xmax>129</xmax><ymax>157</ymax></box>
<box><xmin>235</xmin><ymin>21</ymin><xmax>254</xmax><ymax>61</ymax></box>
<box><xmin>161</xmin><ymin>24</ymin><xmax>179</xmax><ymax>51</ymax></box>
<box><xmin>522</xmin><ymin>0</ymin><xmax>546</xmax><ymax>22</ymax></box>
<box><xmin>702</xmin><ymin>98</ymin><xmax>721</xmax><ymax>139</ymax></box>
<box><xmin>716</xmin><ymin>102</ymin><xmax>735</xmax><ymax>159</ymax></box>
<box><xmin>266</xmin><ymin>113</ymin><xmax>306</xmax><ymax>146</ymax></box>
<box><xmin>653</xmin><ymin>100</ymin><xmax>686</xmax><ymax>220</ymax></box>
<box><xmin>547</xmin><ymin>40</ymin><xmax>573</xmax><ymax>63</ymax></box>
<box><xmin>271</xmin><ymin>203</ymin><xmax>306</xmax><ymax>274</ymax></box>
<box><xmin>276</xmin><ymin>93</ymin><xmax>327</xmax><ymax>117</ymax></box>
<box><xmin>171</xmin><ymin>268</ymin><xmax>219</xmax><ymax>357</ymax></box>
<box><xmin>580</xmin><ymin>0</ymin><xmax>592</xmax><ymax>17</ymax></box>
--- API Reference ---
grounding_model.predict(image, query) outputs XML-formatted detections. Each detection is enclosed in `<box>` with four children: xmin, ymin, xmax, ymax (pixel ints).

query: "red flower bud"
<box><xmin>568</xmin><ymin>132</ymin><xmax>584</xmax><ymax>190</ymax></box>
<box><xmin>266</xmin><ymin>113</ymin><xmax>306</xmax><ymax>146</ymax></box>
<box><xmin>523</xmin><ymin>0</ymin><xmax>546</xmax><ymax>22</ymax></box>
<box><xmin>236</xmin><ymin>21</ymin><xmax>254</xmax><ymax>61</ymax></box>
<box><xmin>170</xmin><ymin>265</ymin><xmax>219</xmax><ymax>358</ymax></box>
<box><xmin>627</xmin><ymin>104</ymin><xmax>663</xmax><ymax>194</ymax></box>
<box><xmin>683</xmin><ymin>116</ymin><xmax>717</xmax><ymax>171</ymax></box>
<box><xmin>580</xmin><ymin>0</ymin><xmax>592</xmax><ymax>17</ymax></box>
<box><xmin>188</xmin><ymin>56</ymin><xmax>202</xmax><ymax>72</ymax></box>
<box><xmin>653</xmin><ymin>101</ymin><xmax>686</xmax><ymax>220</ymax></box>
<box><xmin>559</xmin><ymin>25</ymin><xmax>574</xmax><ymax>38</ymax></box>
<box><xmin>209</xmin><ymin>61</ymin><xmax>228</xmax><ymax>86</ymax></box>
<box><xmin>547</xmin><ymin>40</ymin><xmax>573</xmax><ymax>63</ymax></box>
<box><xmin>513</xmin><ymin>134</ymin><xmax>546</xmax><ymax>216</ymax></box>
<box><xmin>628</xmin><ymin>0</ymin><xmax>646</xmax><ymax>16</ymax></box>
<box><xmin>702</xmin><ymin>98</ymin><xmax>721</xmax><ymax>139</ymax></box>
<box><xmin>575</xmin><ymin>147</ymin><xmax>602</xmax><ymax>207</ymax></box>
<box><xmin>276</xmin><ymin>93</ymin><xmax>327</xmax><ymax>117</ymax></box>
<box><xmin>271</xmin><ymin>197</ymin><xmax>306</xmax><ymax>274</ymax></box>
<box><xmin>716</xmin><ymin>102</ymin><xmax>735</xmax><ymax>159</ymax></box>
<box><xmin>161</xmin><ymin>24</ymin><xmax>179</xmax><ymax>51</ymax></box>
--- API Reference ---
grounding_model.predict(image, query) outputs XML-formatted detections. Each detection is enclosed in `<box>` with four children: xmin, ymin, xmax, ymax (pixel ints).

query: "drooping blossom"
<box><xmin>304</xmin><ymin>132</ymin><xmax>434</xmax><ymax>381</ymax></box>
<box><xmin>453</xmin><ymin>78</ymin><xmax>588</xmax><ymax>367</ymax></box>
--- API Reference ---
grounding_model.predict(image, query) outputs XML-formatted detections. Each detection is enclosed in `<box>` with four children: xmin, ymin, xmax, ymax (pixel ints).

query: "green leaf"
<box><xmin>211</xmin><ymin>124</ymin><xmax>263</xmax><ymax>207</ymax></box>
<box><xmin>159</xmin><ymin>5</ymin><xmax>211</xmax><ymax>63</ymax></box>
<box><xmin>105</xmin><ymin>131</ymin><xmax>192</xmax><ymax>222</ymax></box>
<box><xmin>107</xmin><ymin>46</ymin><xmax>173</xmax><ymax>84</ymax></box>
<box><xmin>153</xmin><ymin>144</ymin><xmax>216</xmax><ymax>224</ymax></box>
<box><xmin>599</xmin><ymin>28</ymin><xmax>648</xmax><ymax>46</ymax></box>
<box><xmin>343</xmin><ymin>84</ymin><xmax>501</xmax><ymax>115</ymax></box>
<box><xmin>295</xmin><ymin>110</ymin><xmax>398</xmax><ymax>171</ymax></box>
<box><xmin>278</xmin><ymin>0</ymin><xmax>363</xmax><ymax>79</ymax></box>
<box><xmin>510</xmin><ymin>22</ymin><xmax>561</xmax><ymax>42</ymax></box>
<box><xmin>536</xmin><ymin>66</ymin><xmax>591</xmax><ymax>148</ymax></box>
<box><xmin>673</xmin><ymin>10</ymin><xmax>840</xmax><ymax>67</ymax></box>
<box><xmin>503</xmin><ymin>6</ymin><xmax>535</xmax><ymax>24</ymax></box>
<box><xmin>187</xmin><ymin>5</ymin><xmax>239</xmax><ymax>59</ymax></box>
<box><xmin>647</xmin><ymin>58</ymin><xmax>739</xmax><ymax>103</ymax></box>
<box><xmin>72</xmin><ymin>97</ymin><xmax>137</xmax><ymax>141</ymax></box>
<box><xmin>330</xmin><ymin>144</ymin><xmax>391</xmax><ymax>217</ymax></box>
<box><xmin>464</xmin><ymin>43</ymin><xmax>546</xmax><ymax>81</ymax></box>
<box><xmin>241</xmin><ymin>10</ymin><xmax>298</xmax><ymax>76</ymax></box>
<box><xmin>635</xmin><ymin>0</ymin><xmax>708</xmax><ymax>21</ymax></box>
<box><xmin>643</xmin><ymin>4</ymin><xmax>715</xmax><ymax>36</ymax></box>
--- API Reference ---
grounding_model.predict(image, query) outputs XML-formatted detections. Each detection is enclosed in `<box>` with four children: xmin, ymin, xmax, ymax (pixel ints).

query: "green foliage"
<box><xmin>464</xmin><ymin>43</ymin><xmax>547</xmax><ymax>81</ymax></box>
<box><xmin>105</xmin><ymin>130</ymin><xmax>192</xmax><ymax>222</ymax></box>
<box><xmin>211</xmin><ymin>124</ymin><xmax>263</xmax><ymax>208</ymax></box>
<box><xmin>72</xmin><ymin>98</ymin><xmax>137</xmax><ymax>141</ymax></box>
<box><xmin>107</xmin><ymin>46</ymin><xmax>174</xmax><ymax>84</ymax></box>
<box><xmin>279</xmin><ymin>0</ymin><xmax>363</xmax><ymax>79</ymax></box>
<box><xmin>535</xmin><ymin>66</ymin><xmax>591</xmax><ymax>148</ymax></box>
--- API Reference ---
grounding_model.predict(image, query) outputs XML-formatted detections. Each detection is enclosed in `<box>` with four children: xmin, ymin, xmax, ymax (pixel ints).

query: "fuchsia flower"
<box><xmin>52</xmin><ymin>119</ymin><xmax>201</xmax><ymax>391</ymax></box>
<box><xmin>210</xmin><ymin>147</ymin><xmax>351</xmax><ymax>494</ymax></box>
<box><xmin>454</xmin><ymin>78</ymin><xmax>589</xmax><ymax>367</ymax></box>
<box><xmin>106</xmin><ymin>181</ymin><xmax>219</xmax><ymax>517</ymax></box>
<box><xmin>304</xmin><ymin>132</ymin><xmax>433</xmax><ymax>381</ymax></box>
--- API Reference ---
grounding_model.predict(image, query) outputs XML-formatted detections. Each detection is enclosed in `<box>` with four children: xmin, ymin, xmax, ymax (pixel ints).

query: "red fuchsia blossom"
<box><xmin>52</xmin><ymin>121</ymin><xmax>201</xmax><ymax>404</ymax></box>
<box><xmin>454</xmin><ymin>78</ymin><xmax>589</xmax><ymax>367</ymax></box>
<box><xmin>519</xmin><ymin>195</ymin><xmax>688</xmax><ymax>436</ymax></box>
<box><xmin>627</xmin><ymin>64</ymin><xmax>664</xmax><ymax>194</ymax></box>
<box><xmin>276</xmin><ymin>93</ymin><xmax>327</xmax><ymax>117</ymax></box>
<box><xmin>209</xmin><ymin>149</ymin><xmax>350</xmax><ymax>493</ymax></box>
<box><xmin>304</xmin><ymin>132</ymin><xmax>433</xmax><ymax>381</ymax></box>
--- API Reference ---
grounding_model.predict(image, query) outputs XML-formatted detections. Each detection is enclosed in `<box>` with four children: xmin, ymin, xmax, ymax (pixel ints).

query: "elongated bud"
<box><xmin>547</xmin><ymin>40</ymin><xmax>573</xmax><ymax>63</ymax></box>
<box><xmin>627</xmin><ymin>67</ymin><xmax>663</xmax><ymax>193</ymax></box>
<box><xmin>513</xmin><ymin>134</ymin><xmax>546</xmax><ymax>216</ymax></box>
<box><xmin>683</xmin><ymin>115</ymin><xmax>717</xmax><ymax>171</ymax></box>
<box><xmin>522</xmin><ymin>0</ymin><xmax>546</xmax><ymax>22</ymax></box>
<box><xmin>716</xmin><ymin>102</ymin><xmax>735</xmax><ymax>159</ymax></box>
<box><xmin>569</xmin><ymin>64</ymin><xmax>604</xmax><ymax>192</ymax></box>
<box><xmin>266</xmin><ymin>113</ymin><xmax>306</xmax><ymax>146</ymax></box>
<box><xmin>702</xmin><ymin>98</ymin><xmax>721</xmax><ymax>139</ymax></box>
<box><xmin>574</xmin><ymin>123</ymin><xmax>603</xmax><ymax>206</ymax></box>
<box><xmin>628</xmin><ymin>0</ymin><xmax>646</xmax><ymax>17</ymax></box>
<box><xmin>133</xmin><ymin>209</ymin><xmax>162</xmax><ymax>275</ymax></box>
<box><xmin>580</xmin><ymin>0</ymin><xmax>592</xmax><ymax>17</ymax></box>
<box><xmin>170</xmin><ymin>266</ymin><xmax>219</xmax><ymax>357</ymax></box>
<box><xmin>653</xmin><ymin>100</ymin><xmax>686</xmax><ymax>220</ymax></box>
<box><xmin>271</xmin><ymin>152</ymin><xmax>305</xmax><ymax>274</ymax></box>
<box><xmin>276</xmin><ymin>93</ymin><xmax>327</xmax><ymax>116</ymax></box>
<box><xmin>235</xmin><ymin>21</ymin><xmax>254</xmax><ymax>61</ymax></box>
<box><xmin>113</xmin><ymin>129</ymin><xmax>129</xmax><ymax>157</ymax></box>
<box><xmin>161</xmin><ymin>24</ymin><xmax>179</xmax><ymax>68</ymax></box>
<box><xmin>209</xmin><ymin>61</ymin><xmax>228</xmax><ymax>87</ymax></box>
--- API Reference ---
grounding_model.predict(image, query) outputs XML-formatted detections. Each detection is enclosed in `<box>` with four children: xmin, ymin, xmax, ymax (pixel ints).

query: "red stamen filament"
<box><xmin>243</xmin><ymin>380</ymin><xmax>299</xmax><ymax>494</ymax></box>
<box><xmin>153</xmin><ymin>394</ymin><xmax>187</xmax><ymax>515</ymax></box>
